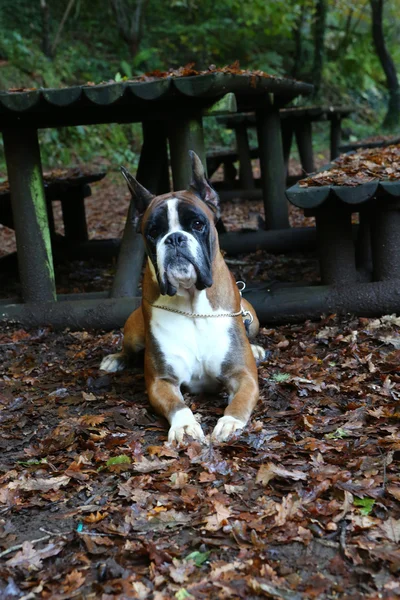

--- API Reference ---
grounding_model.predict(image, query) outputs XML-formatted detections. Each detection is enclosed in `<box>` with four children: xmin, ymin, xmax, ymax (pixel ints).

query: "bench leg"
<box><xmin>61</xmin><ymin>186</ymin><xmax>89</xmax><ymax>242</ymax></box>
<box><xmin>256</xmin><ymin>105</ymin><xmax>289</xmax><ymax>230</ymax></box>
<box><xmin>315</xmin><ymin>202</ymin><xmax>357</xmax><ymax>285</ymax></box>
<box><xmin>355</xmin><ymin>208</ymin><xmax>372</xmax><ymax>279</ymax></box>
<box><xmin>281</xmin><ymin>121</ymin><xmax>293</xmax><ymax>179</ymax></box>
<box><xmin>2</xmin><ymin>128</ymin><xmax>56</xmax><ymax>303</ymax></box>
<box><xmin>294</xmin><ymin>120</ymin><xmax>315</xmax><ymax>174</ymax></box>
<box><xmin>235</xmin><ymin>124</ymin><xmax>255</xmax><ymax>190</ymax></box>
<box><xmin>371</xmin><ymin>200</ymin><xmax>400</xmax><ymax>281</ymax></box>
<box><xmin>330</xmin><ymin>115</ymin><xmax>342</xmax><ymax>160</ymax></box>
<box><xmin>111</xmin><ymin>121</ymin><xmax>169</xmax><ymax>298</ymax></box>
<box><xmin>223</xmin><ymin>160</ymin><xmax>237</xmax><ymax>186</ymax></box>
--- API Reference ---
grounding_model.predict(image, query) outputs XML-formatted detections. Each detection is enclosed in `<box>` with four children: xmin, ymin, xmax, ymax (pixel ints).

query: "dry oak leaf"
<box><xmin>168</xmin><ymin>558</ymin><xmax>196</xmax><ymax>584</ymax></box>
<box><xmin>118</xmin><ymin>483</ymin><xmax>151</xmax><ymax>505</ymax></box>
<box><xmin>256</xmin><ymin>463</ymin><xmax>307</xmax><ymax>486</ymax></box>
<box><xmin>387</xmin><ymin>486</ymin><xmax>400</xmax><ymax>501</ymax></box>
<box><xmin>83</xmin><ymin>511</ymin><xmax>108</xmax><ymax>524</ymax></box>
<box><xmin>82</xmin><ymin>391</ymin><xmax>97</xmax><ymax>401</ymax></box>
<box><xmin>80</xmin><ymin>414</ymin><xmax>106</xmax><ymax>427</ymax></box>
<box><xmin>379</xmin><ymin>518</ymin><xmax>400</xmax><ymax>543</ymax></box>
<box><xmin>6</xmin><ymin>540</ymin><xmax>63</xmax><ymax>569</ymax></box>
<box><xmin>8</xmin><ymin>475</ymin><xmax>70</xmax><ymax>492</ymax></box>
<box><xmin>170</xmin><ymin>471</ymin><xmax>189</xmax><ymax>489</ymax></box>
<box><xmin>275</xmin><ymin>494</ymin><xmax>302</xmax><ymax>527</ymax></box>
<box><xmin>132</xmin><ymin>456</ymin><xmax>175</xmax><ymax>473</ymax></box>
<box><xmin>204</xmin><ymin>501</ymin><xmax>232</xmax><ymax>531</ymax></box>
<box><xmin>62</xmin><ymin>569</ymin><xmax>86</xmax><ymax>594</ymax></box>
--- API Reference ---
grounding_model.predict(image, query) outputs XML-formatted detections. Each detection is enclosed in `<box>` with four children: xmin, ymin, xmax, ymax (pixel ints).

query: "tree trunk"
<box><xmin>312</xmin><ymin>0</ymin><xmax>327</xmax><ymax>97</ymax></box>
<box><xmin>50</xmin><ymin>0</ymin><xmax>77</xmax><ymax>58</ymax></box>
<box><xmin>110</xmin><ymin>0</ymin><xmax>148</xmax><ymax>59</ymax></box>
<box><xmin>40</xmin><ymin>0</ymin><xmax>51</xmax><ymax>58</ymax></box>
<box><xmin>370</xmin><ymin>0</ymin><xmax>400</xmax><ymax>128</ymax></box>
<box><xmin>291</xmin><ymin>3</ymin><xmax>306</xmax><ymax>79</ymax></box>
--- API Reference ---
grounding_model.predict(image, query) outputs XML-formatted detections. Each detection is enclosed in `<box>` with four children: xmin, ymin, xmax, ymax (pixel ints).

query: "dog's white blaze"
<box><xmin>150</xmin><ymin>289</ymin><xmax>232</xmax><ymax>393</ymax></box>
<box><xmin>167</xmin><ymin>198</ymin><xmax>180</xmax><ymax>231</ymax></box>
<box><xmin>156</xmin><ymin>198</ymin><xmax>200</xmax><ymax>282</ymax></box>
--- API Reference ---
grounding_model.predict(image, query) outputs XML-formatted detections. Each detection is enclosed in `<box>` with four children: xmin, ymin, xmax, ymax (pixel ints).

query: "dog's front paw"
<box><xmin>251</xmin><ymin>344</ymin><xmax>267</xmax><ymax>364</ymax></box>
<box><xmin>100</xmin><ymin>352</ymin><xmax>126</xmax><ymax>373</ymax></box>
<box><xmin>168</xmin><ymin>408</ymin><xmax>205</xmax><ymax>444</ymax></box>
<box><xmin>212</xmin><ymin>415</ymin><xmax>245</xmax><ymax>442</ymax></box>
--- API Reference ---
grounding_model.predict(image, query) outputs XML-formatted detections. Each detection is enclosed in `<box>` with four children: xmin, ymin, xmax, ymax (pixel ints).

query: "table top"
<box><xmin>0</xmin><ymin>73</ymin><xmax>313</xmax><ymax>130</ymax></box>
<box><xmin>218</xmin><ymin>105</ymin><xmax>354</xmax><ymax>128</ymax></box>
<box><xmin>286</xmin><ymin>146</ymin><xmax>400</xmax><ymax>209</ymax></box>
<box><xmin>340</xmin><ymin>135</ymin><xmax>400</xmax><ymax>153</ymax></box>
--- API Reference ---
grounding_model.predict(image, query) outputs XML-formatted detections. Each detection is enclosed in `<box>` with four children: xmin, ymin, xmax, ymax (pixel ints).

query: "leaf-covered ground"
<box><xmin>1</xmin><ymin>311</ymin><xmax>399</xmax><ymax>599</ymax></box>
<box><xmin>0</xmin><ymin>172</ymin><xmax>400</xmax><ymax>599</ymax></box>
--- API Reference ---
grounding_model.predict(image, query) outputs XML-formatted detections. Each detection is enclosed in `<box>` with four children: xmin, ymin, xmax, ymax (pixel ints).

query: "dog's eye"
<box><xmin>192</xmin><ymin>220</ymin><xmax>205</xmax><ymax>232</ymax></box>
<box><xmin>147</xmin><ymin>227</ymin><xmax>158</xmax><ymax>240</ymax></box>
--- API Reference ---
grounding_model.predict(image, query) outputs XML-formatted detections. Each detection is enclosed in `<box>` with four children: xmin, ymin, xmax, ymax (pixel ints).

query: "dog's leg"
<box><xmin>213</xmin><ymin>364</ymin><xmax>258</xmax><ymax>443</ymax></box>
<box><xmin>241</xmin><ymin>298</ymin><xmax>266</xmax><ymax>363</ymax></box>
<box><xmin>241</xmin><ymin>298</ymin><xmax>260</xmax><ymax>339</ymax></box>
<box><xmin>147</xmin><ymin>377</ymin><xmax>205</xmax><ymax>444</ymax></box>
<box><xmin>100</xmin><ymin>306</ymin><xmax>145</xmax><ymax>372</ymax></box>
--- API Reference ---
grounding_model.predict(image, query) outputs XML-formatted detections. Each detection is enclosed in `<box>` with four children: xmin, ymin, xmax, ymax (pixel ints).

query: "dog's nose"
<box><xmin>165</xmin><ymin>232</ymin><xmax>186</xmax><ymax>247</ymax></box>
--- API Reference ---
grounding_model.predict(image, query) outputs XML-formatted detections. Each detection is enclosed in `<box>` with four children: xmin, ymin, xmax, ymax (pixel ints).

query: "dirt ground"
<box><xmin>0</xmin><ymin>161</ymin><xmax>399</xmax><ymax>599</ymax></box>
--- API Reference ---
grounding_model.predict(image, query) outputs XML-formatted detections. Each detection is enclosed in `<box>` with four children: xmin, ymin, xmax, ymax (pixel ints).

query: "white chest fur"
<box><xmin>149</xmin><ymin>290</ymin><xmax>232</xmax><ymax>393</ymax></box>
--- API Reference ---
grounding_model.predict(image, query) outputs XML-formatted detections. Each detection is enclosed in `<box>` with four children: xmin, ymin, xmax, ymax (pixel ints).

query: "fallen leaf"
<box><xmin>275</xmin><ymin>494</ymin><xmax>302</xmax><ymax>527</ymax></box>
<box><xmin>83</xmin><ymin>511</ymin><xmax>108</xmax><ymax>524</ymax></box>
<box><xmin>204</xmin><ymin>501</ymin><xmax>232</xmax><ymax>531</ymax></box>
<box><xmin>170</xmin><ymin>472</ymin><xmax>189</xmax><ymax>489</ymax></box>
<box><xmin>6</xmin><ymin>541</ymin><xmax>63</xmax><ymax>569</ymax></box>
<box><xmin>8</xmin><ymin>475</ymin><xmax>70</xmax><ymax>492</ymax></box>
<box><xmin>62</xmin><ymin>569</ymin><xmax>86</xmax><ymax>593</ymax></box>
<box><xmin>133</xmin><ymin>456</ymin><xmax>175</xmax><ymax>473</ymax></box>
<box><xmin>256</xmin><ymin>463</ymin><xmax>307</xmax><ymax>485</ymax></box>
<box><xmin>379</xmin><ymin>518</ymin><xmax>400</xmax><ymax>543</ymax></box>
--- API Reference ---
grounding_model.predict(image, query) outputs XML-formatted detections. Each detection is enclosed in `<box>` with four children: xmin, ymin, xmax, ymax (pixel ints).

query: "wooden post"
<box><xmin>371</xmin><ymin>200</ymin><xmax>400</xmax><ymax>281</ymax></box>
<box><xmin>3</xmin><ymin>128</ymin><xmax>56</xmax><ymax>303</ymax></box>
<box><xmin>256</xmin><ymin>100</ymin><xmax>289</xmax><ymax>229</ymax></box>
<box><xmin>315</xmin><ymin>202</ymin><xmax>357</xmax><ymax>284</ymax></box>
<box><xmin>355</xmin><ymin>207</ymin><xmax>372</xmax><ymax>279</ymax></box>
<box><xmin>330</xmin><ymin>115</ymin><xmax>342</xmax><ymax>160</ymax></box>
<box><xmin>60</xmin><ymin>185</ymin><xmax>89</xmax><ymax>241</ymax></box>
<box><xmin>235</xmin><ymin>124</ymin><xmax>255</xmax><ymax>190</ymax></box>
<box><xmin>111</xmin><ymin>121</ymin><xmax>169</xmax><ymax>298</ymax></box>
<box><xmin>168</xmin><ymin>114</ymin><xmax>206</xmax><ymax>191</ymax></box>
<box><xmin>281</xmin><ymin>120</ymin><xmax>293</xmax><ymax>179</ymax></box>
<box><xmin>294</xmin><ymin>120</ymin><xmax>315</xmax><ymax>174</ymax></box>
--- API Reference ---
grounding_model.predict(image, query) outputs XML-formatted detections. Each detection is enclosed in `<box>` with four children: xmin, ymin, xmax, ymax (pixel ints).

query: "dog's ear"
<box><xmin>188</xmin><ymin>151</ymin><xmax>220</xmax><ymax>219</ymax></box>
<box><xmin>120</xmin><ymin>166</ymin><xmax>154</xmax><ymax>216</ymax></box>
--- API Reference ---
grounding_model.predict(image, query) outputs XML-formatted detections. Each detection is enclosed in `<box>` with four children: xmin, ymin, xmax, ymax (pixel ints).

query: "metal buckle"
<box><xmin>241</xmin><ymin>308</ymin><xmax>254</xmax><ymax>325</ymax></box>
<box><xmin>236</xmin><ymin>280</ymin><xmax>246</xmax><ymax>296</ymax></box>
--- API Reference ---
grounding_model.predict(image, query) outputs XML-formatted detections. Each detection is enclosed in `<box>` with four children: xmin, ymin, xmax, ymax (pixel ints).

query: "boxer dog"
<box><xmin>100</xmin><ymin>151</ymin><xmax>265</xmax><ymax>443</ymax></box>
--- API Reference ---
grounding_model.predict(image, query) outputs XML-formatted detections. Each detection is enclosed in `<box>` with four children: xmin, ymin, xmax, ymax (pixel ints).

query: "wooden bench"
<box><xmin>217</xmin><ymin>106</ymin><xmax>354</xmax><ymax>191</ymax></box>
<box><xmin>339</xmin><ymin>135</ymin><xmax>400</xmax><ymax>153</ymax></box>
<box><xmin>0</xmin><ymin>168</ymin><xmax>106</xmax><ymax>243</ymax></box>
<box><xmin>273</xmin><ymin>146</ymin><xmax>400</xmax><ymax>322</ymax></box>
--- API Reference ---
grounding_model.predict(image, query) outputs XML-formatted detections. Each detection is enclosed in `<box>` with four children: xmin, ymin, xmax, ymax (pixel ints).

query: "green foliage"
<box><xmin>325</xmin><ymin>427</ymin><xmax>350</xmax><ymax>440</ymax></box>
<box><xmin>0</xmin><ymin>0</ymin><xmax>399</xmax><ymax>172</ymax></box>
<box><xmin>354</xmin><ymin>497</ymin><xmax>375</xmax><ymax>516</ymax></box>
<box><xmin>106</xmin><ymin>454</ymin><xmax>131</xmax><ymax>466</ymax></box>
<box><xmin>185</xmin><ymin>550</ymin><xmax>211</xmax><ymax>566</ymax></box>
<box><xmin>271</xmin><ymin>372</ymin><xmax>291</xmax><ymax>383</ymax></box>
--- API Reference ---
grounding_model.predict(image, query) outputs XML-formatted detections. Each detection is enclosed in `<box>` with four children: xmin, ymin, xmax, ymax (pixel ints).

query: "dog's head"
<box><xmin>121</xmin><ymin>151</ymin><xmax>220</xmax><ymax>296</ymax></box>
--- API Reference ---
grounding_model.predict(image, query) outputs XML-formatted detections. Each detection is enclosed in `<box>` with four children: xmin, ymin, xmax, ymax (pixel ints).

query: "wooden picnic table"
<box><xmin>246</xmin><ymin>149</ymin><xmax>400</xmax><ymax>324</ymax></box>
<box><xmin>218</xmin><ymin>106</ymin><xmax>353</xmax><ymax>189</ymax></box>
<box><xmin>0</xmin><ymin>72</ymin><xmax>312</xmax><ymax>329</ymax></box>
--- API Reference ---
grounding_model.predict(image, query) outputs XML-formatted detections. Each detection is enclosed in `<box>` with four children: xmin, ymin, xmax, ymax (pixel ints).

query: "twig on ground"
<box><xmin>0</xmin><ymin>535</ymin><xmax>51</xmax><ymax>559</ymax></box>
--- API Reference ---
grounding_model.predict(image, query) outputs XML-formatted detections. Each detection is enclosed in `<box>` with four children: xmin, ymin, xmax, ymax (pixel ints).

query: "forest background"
<box><xmin>0</xmin><ymin>0</ymin><xmax>399</xmax><ymax>173</ymax></box>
